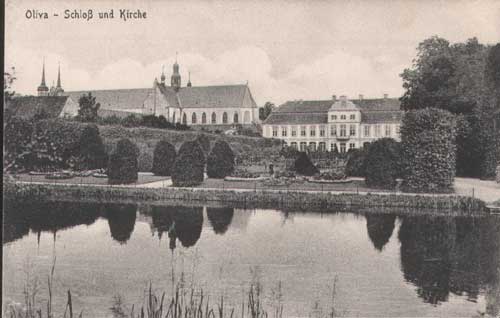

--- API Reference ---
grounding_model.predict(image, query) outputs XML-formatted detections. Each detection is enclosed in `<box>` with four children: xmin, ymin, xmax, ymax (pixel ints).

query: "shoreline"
<box><xmin>4</xmin><ymin>180</ymin><xmax>489</xmax><ymax>215</ymax></box>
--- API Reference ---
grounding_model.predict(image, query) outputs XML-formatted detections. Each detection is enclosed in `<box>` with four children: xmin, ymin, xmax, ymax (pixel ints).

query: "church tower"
<box><xmin>171</xmin><ymin>54</ymin><xmax>181</xmax><ymax>91</ymax></box>
<box><xmin>37</xmin><ymin>60</ymin><xmax>49</xmax><ymax>96</ymax></box>
<box><xmin>55</xmin><ymin>63</ymin><xmax>64</xmax><ymax>95</ymax></box>
<box><xmin>187</xmin><ymin>71</ymin><xmax>192</xmax><ymax>87</ymax></box>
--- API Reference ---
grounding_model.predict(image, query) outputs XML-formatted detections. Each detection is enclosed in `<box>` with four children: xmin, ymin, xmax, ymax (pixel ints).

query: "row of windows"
<box><xmin>330</xmin><ymin>114</ymin><xmax>357</xmax><ymax>121</ymax></box>
<box><xmin>285</xmin><ymin>141</ymin><xmax>358</xmax><ymax>153</ymax></box>
<box><xmin>177</xmin><ymin>111</ymin><xmax>252</xmax><ymax>125</ymax></box>
<box><xmin>271</xmin><ymin>124</ymin><xmax>400</xmax><ymax>138</ymax></box>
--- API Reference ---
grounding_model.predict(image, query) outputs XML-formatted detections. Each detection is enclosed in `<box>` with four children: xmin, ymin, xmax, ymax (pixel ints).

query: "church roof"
<box><xmin>5</xmin><ymin>96</ymin><xmax>70</xmax><ymax>120</ymax></box>
<box><xmin>263</xmin><ymin>98</ymin><xmax>402</xmax><ymax>125</ymax></box>
<box><xmin>158</xmin><ymin>84</ymin><xmax>257</xmax><ymax>109</ymax></box>
<box><xmin>66</xmin><ymin>88</ymin><xmax>152</xmax><ymax>111</ymax></box>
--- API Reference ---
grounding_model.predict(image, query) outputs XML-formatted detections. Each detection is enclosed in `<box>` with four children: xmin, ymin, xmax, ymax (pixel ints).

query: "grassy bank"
<box><xmin>5</xmin><ymin>181</ymin><xmax>487</xmax><ymax>214</ymax></box>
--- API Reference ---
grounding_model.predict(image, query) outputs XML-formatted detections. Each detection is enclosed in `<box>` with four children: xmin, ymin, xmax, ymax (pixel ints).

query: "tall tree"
<box><xmin>259</xmin><ymin>102</ymin><xmax>275</xmax><ymax>121</ymax></box>
<box><xmin>77</xmin><ymin>92</ymin><xmax>100</xmax><ymax>122</ymax></box>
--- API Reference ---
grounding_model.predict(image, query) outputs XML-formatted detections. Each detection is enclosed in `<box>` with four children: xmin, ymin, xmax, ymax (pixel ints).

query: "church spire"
<box><xmin>41</xmin><ymin>59</ymin><xmax>47</xmax><ymax>86</ymax></box>
<box><xmin>187</xmin><ymin>71</ymin><xmax>192</xmax><ymax>87</ymax></box>
<box><xmin>160</xmin><ymin>65</ymin><xmax>166</xmax><ymax>84</ymax></box>
<box><xmin>57</xmin><ymin>62</ymin><xmax>61</xmax><ymax>88</ymax></box>
<box><xmin>171</xmin><ymin>52</ymin><xmax>181</xmax><ymax>91</ymax></box>
<box><xmin>37</xmin><ymin>58</ymin><xmax>49</xmax><ymax>96</ymax></box>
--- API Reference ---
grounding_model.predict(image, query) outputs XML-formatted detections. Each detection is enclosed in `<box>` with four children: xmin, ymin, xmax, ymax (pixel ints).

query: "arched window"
<box><xmin>244</xmin><ymin>111</ymin><xmax>251</xmax><ymax>123</ymax></box>
<box><xmin>202</xmin><ymin>112</ymin><xmax>207</xmax><ymax>124</ymax></box>
<box><xmin>233</xmin><ymin>112</ymin><xmax>239</xmax><ymax>124</ymax></box>
<box><xmin>172</xmin><ymin>112</ymin><xmax>176</xmax><ymax>123</ymax></box>
<box><xmin>222</xmin><ymin>112</ymin><xmax>228</xmax><ymax>124</ymax></box>
<box><xmin>211</xmin><ymin>112</ymin><xmax>217</xmax><ymax>124</ymax></box>
<box><xmin>182</xmin><ymin>113</ymin><xmax>187</xmax><ymax>125</ymax></box>
<box><xmin>192</xmin><ymin>112</ymin><xmax>197</xmax><ymax>124</ymax></box>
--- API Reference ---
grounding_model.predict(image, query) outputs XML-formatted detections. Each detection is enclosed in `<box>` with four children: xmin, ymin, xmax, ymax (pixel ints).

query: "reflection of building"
<box><xmin>262</xmin><ymin>95</ymin><xmax>402</xmax><ymax>152</ymax></box>
<box><xmin>65</xmin><ymin>59</ymin><xmax>260</xmax><ymax>128</ymax></box>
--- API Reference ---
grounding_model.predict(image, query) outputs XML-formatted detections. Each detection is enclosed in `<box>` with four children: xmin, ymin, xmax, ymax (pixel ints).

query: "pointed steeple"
<box><xmin>160</xmin><ymin>65</ymin><xmax>166</xmax><ymax>84</ymax></box>
<box><xmin>171</xmin><ymin>52</ymin><xmax>181</xmax><ymax>91</ymax></box>
<box><xmin>37</xmin><ymin>58</ymin><xmax>49</xmax><ymax>96</ymax></box>
<box><xmin>41</xmin><ymin>59</ymin><xmax>47</xmax><ymax>86</ymax></box>
<box><xmin>187</xmin><ymin>71</ymin><xmax>192</xmax><ymax>87</ymax></box>
<box><xmin>57</xmin><ymin>62</ymin><xmax>61</xmax><ymax>88</ymax></box>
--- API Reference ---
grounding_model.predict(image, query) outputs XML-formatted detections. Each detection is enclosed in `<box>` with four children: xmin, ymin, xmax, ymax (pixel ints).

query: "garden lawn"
<box><xmin>12</xmin><ymin>173</ymin><xmax>170</xmax><ymax>185</ymax></box>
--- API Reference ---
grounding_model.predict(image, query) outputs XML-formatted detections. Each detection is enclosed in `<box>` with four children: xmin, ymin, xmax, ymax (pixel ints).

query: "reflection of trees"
<box><xmin>365</xmin><ymin>214</ymin><xmax>396</xmax><ymax>251</ymax></box>
<box><xmin>3</xmin><ymin>200</ymin><xmax>101</xmax><ymax>244</ymax></box>
<box><xmin>207</xmin><ymin>207</ymin><xmax>234</xmax><ymax>234</ymax></box>
<box><xmin>105</xmin><ymin>203</ymin><xmax>137</xmax><ymax>244</ymax></box>
<box><xmin>398</xmin><ymin>216</ymin><xmax>500</xmax><ymax>308</ymax></box>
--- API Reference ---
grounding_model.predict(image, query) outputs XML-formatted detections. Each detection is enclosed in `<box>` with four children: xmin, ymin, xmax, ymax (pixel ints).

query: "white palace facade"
<box><xmin>262</xmin><ymin>95</ymin><xmax>403</xmax><ymax>152</ymax></box>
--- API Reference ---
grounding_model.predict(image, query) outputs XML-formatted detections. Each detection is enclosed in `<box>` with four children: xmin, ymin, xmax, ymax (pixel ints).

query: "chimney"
<box><xmin>359</xmin><ymin>94</ymin><xmax>364</xmax><ymax>101</ymax></box>
<box><xmin>383</xmin><ymin>93</ymin><xmax>388</xmax><ymax>99</ymax></box>
<box><xmin>332</xmin><ymin>95</ymin><xmax>337</xmax><ymax>102</ymax></box>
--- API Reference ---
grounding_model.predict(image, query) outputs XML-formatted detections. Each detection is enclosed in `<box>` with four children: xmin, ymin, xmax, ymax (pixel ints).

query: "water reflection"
<box><xmin>207</xmin><ymin>207</ymin><xmax>234</xmax><ymax>234</ymax></box>
<box><xmin>365</xmin><ymin>214</ymin><xmax>396</xmax><ymax>251</ymax></box>
<box><xmin>104</xmin><ymin>203</ymin><xmax>137</xmax><ymax>244</ymax></box>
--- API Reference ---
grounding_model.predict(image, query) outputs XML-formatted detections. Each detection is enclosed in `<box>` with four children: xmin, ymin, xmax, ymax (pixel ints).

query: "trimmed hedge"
<box><xmin>294</xmin><ymin>152</ymin><xmax>319</xmax><ymax>176</ymax></box>
<box><xmin>401</xmin><ymin>108</ymin><xmax>456</xmax><ymax>193</ymax></box>
<box><xmin>152</xmin><ymin>140</ymin><xmax>176</xmax><ymax>176</ymax></box>
<box><xmin>364</xmin><ymin>138</ymin><xmax>402</xmax><ymax>189</ymax></box>
<box><xmin>171</xmin><ymin>141</ymin><xmax>205</xmax><ymax>187</ymax></box>
<box><xmin>77</xmin><ymin>124</ymin><xmax>107</xmax><ymax>170</ymax></box>
<box><xmin>207</xmin><ymin>140</ymin><xmax>235</xmax><ymax>178</ymax></box>
<box><xmin>107</xmin><ymin>138</ymin><xmax>139</xmax><ymax>184</ymax></box>
<box><xmin>346</xmin><ymin>148</ymin><xmax>367</xmax><ymax>177</ymax></box>
<box><xmin>196</xmin><ymin>134</ymin><xmax>211</xmax><ymax>155</ymax></box>
<box><xmin>4</xmin><ymin>117</ymin><xmax>34</xmax><ymax>171</ymax></box>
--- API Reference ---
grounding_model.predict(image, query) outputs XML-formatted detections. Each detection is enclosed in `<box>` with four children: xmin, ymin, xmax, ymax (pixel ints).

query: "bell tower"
<box><xmin>171</xmin><ymin>53</ymin><xmax>181</xmax><ymax>91</ymax></box>
<box><xmin>37</xmin><ymin>59</ymin><xmax>49</xmax><ymax>96</ymax></box>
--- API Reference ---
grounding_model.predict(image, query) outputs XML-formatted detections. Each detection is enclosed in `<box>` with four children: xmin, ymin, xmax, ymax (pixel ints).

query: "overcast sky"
<box><xmin>5</xmin><ymin>0</ymin><xmax>500</xmax><ymax>105</ymax></box>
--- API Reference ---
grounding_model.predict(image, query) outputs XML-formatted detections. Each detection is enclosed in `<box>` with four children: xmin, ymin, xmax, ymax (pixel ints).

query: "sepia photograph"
<box><xmin>3</xmin><ymin>0</ymin><xmax>500</xmax><ymax>317</ymax></box>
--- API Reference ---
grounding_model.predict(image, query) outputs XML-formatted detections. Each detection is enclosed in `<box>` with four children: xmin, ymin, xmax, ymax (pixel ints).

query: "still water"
<box><xmin>3</xmin><ymin>200</ymin><xmax>500</xmax><ymax>317</ymax></box>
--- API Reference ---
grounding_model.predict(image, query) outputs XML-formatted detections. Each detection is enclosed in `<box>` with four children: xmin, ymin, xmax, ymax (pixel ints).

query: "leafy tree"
<box><xmin>78</xmin><ymin>124</ymin><xmax>107</xmax><ymax>170</ymax></box>
<box><xmin>294</xmin><ymin>152</ymin><xmax>319</xmax><ymax>176</ymax></box>
<box><xmin>259</xmin><ymin>102</ymin><xmax>275</xmax><ymax>121</ymax></box>
<box><xmin>196</xmin><ymin>134</ymin><xmax>211</xmax><ymax>155</ymax></box>
<box><xmin>207</xmin><ymin>140</ymin><xmax>235</xmax><ymax>178</ymax></box>
<box><xmin>364</xmin><ymin>138</ymin><xmax>402</xmax><ymax>189</ymax></box>
<box><xmin>345</xmin><ymin>148</ymin><xmax>367</xmax><ymax>177</ymax></box>
<box><xmin>4</xmin><ymin>117</ymin><xmax>34</xmax><ymax>171</ymax></box>
<box><xmin>152</xmin><ymin>139</ymin><xmax>176</xmax><ymax>176</ymax></box>
<box><xmin>107</xmin><ymin>138</ymin><xmax>139</xmax><ymax>184</ymax></box>
<box><xmin>77</xmin><ymin>92</ymin><xmax>100</xmax><ymax>122</ymax></box>
<box><xmin>171</xmin><ymin>141</ymin><xmax>205</xmax><ymax>186</ymax></box>
<box><xmin>4</xmin><ymin>66</ymin><xmax>17</xmax><ymax>102</ymax></box>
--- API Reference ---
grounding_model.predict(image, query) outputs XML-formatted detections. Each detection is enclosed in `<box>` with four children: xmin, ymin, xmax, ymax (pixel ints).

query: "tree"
<box><xmin>171</xmin><ymin>141</ymin><xmax>205</xmax><ymax>186</ymax></box>
<box><xmin>207</xmin><ymin>140</ymin><xmax>235</xmax><ymax>178</ymax></box>
<box><xmin>400</xmin><ymin>109</ymin><xmax>456</xmax><ymax>193</ymax></box>
<box><xmin>152</xmin><ymin>139</ymin><xmax>176</xmax><ymax>176</ymax></box>
<box><xmin>196</xmin><ymin>134</ymin><xmax>211</xmax><ymax>155</ymax></box>
<box><xmin>259</xmin><ymin>102</ymin><xmax>275</xmax><ymax>121</ymax></box>
<box><xmin>107</xmin><ymin>138</ymin><xmax>139</xmax><ymax>184</ymax></box>
<box><xmin>77</xmin><ymin>92</ymin><xmax>100</xmax><ymax>122</ymax></box>
<box><xmin>364</xmin><ymin>138</ymin><xmax>402</xmax><ymax>189</ymax></box>
<box><xmin>345</xmin><ymin>148</ymin><xmax>367</xmax><ymax>177</ymax></box>
<box><xmin>4</xmin><ymin>117</ymin><xmax>34</xmax><ymax>171</ymax></box>
<box><xmin>78</xmin><ymin>124</ymin><xmax>107</xmax><ymax>170</ymax></box>
<box><xmin>294</xmin><ymin>152</ymin><xmax>319</xmax><ymax>176</ymax></box>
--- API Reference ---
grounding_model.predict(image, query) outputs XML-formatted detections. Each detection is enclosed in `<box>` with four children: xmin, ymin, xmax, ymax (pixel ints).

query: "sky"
<box><xmin>5</xmin><ymin>0</ymin><xmax>500</xmax><ymax>105</ymax></box>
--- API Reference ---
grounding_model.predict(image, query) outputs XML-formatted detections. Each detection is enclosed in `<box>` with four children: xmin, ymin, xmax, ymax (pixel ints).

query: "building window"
<box><xmin>350</xmin><ymin>114</ymin><xmax>356</xmax><ymax>120</ymax></box>
<box><xmin>349</xmin><ymin>143</ymin><xmax>356</xmax><ymax>150</ymax></box>
<box><xmin>310</xmin><ymin>126</ymin><xmax>316</xmax><ymax>137</ymax></box>
<box><xmin>331</xmin><ymin>115</ymin><xmax>337</xmax><ymax>120</ymax></box>
<box><xmin>182</xmin><ymin>113</ymin><xmax>187</xmax><ymax>124</ymax></box>
<box><xmin>282</xmin><ymin>127</ymin><xmax>287</xmax><ymax>137</ymax></box>
<box><xmin>340</xmin><ymin>143</ymin><xmax>346</xmax><ymax>153</ymax></box>
<box><xmin>364</xmin><ymin>125</ymin><xmax>370</xmax><ymax>137</ymax></box>
<box><xmin>319</xmin><ymin>126</ymin><xmax>325</xmax><ymax>137</ymax></box>
<box><xmin>385</xmin><ymin>125</ymin><xmax>391</xmax><ymax>136</ymax></box>
<box><xmin>291</xmin><ymin>128</ymin><xmax>297</xmax><ymax>137</ymax></box>
<box><xmin>340</xmin><ymin>124</ymin><xmax>346</xmax><ymax>137</ymax></box>
<box><xmin>272</xmin><ymin>127</ymin><xmax>278</xmax><ymax>137</ymax></box>
<box><xmin>318</xmin><ymin>142</ymin><xmax>326</xmax><ymax>152</ymax></box>
<box><xmin>395</xmin><ymin>125</ymin><xmax>400</xmax><ymax>136</ymax></box>
<box><xmin>290</xmin><ymin>142</ymin><xmax>297</xmax><ymax>149</ymax></box>
<box><xmin>192</xmin><ymin>113</ymin><xmax>197</xmax><ymax>124</ymax></box>
<box><xmin>234</xmin><ymin>113</ymin><xmax>239</xmax><ymax>124</ymax></box>
<box><xmin>330</xmin><ymin>125</ymin><xmax>337</xmax><ymax>136</ymax></box>
<box><xmin>300</xmin><ymin>142</ymin><xmax>307</xmax><ymax>151</ymax></box>
<box><xmin>202</xmin><ymin>112</ymin><xmax>207</xmax><ymax>124</ymax></box>
<box><xmin>341</xmin><ymin>114</ymin><xmax>346</xmax><ymax>120</ymax></box>
<box><xmin>363</xmin><ymin>142</ymin><xmax>370</xmax><ymax>148</ymax></box>
<box><xmin>211</xmin><ymin>112</ymin><xmax>217</xmax><ymax>124</ymax></box>
<box><xmin>309</xmin><ymin>142</ymin><xmax>317</xmax><ymax>152</ymax></box>
<box><xmin>349</xmin><ymin>124</ymin><xmax>356</xmax><ymax>136</ymax></box>
<box><xmin>222</xmin><ymin>112</ymin><xmax>228</xmax><ymax>124</ymax></box>
<box><xmin>301</xmin><ymin>126</ymin><xmax>306</xmax><ymax>137</ymax></box>
<box><xmin>375</xmin><ymin>125</ymin><xmax>381</xmax><ymax>137</ymax></box>
<box><xmin>173</xmin><ymin>112</ymin><xmax>176</xmax><ymax>123</ymax></box>
<box><xmin>330</xmin><ymin>143</ymin><xmax>338</xmax><ymax>152</ymax></box>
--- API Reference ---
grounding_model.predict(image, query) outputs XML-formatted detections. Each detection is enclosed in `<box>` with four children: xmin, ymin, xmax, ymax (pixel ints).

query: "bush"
<box><xmin>171</xmin><ymin>141</ymin><xmax>205</xmax><ymax>186</ymax></box>
<box><xmin>364</xmin><ymin>138</ymin><xmax>402</xmax><ymax>189</ymax></box>
<box><xmin>207</xmin><ymin>140</ymin><xmax>235</xmax><ymax>178</ymax></box>
<box><xmin>138</xmin><ymin>150</ymin><xmax>153</xmax><ymax>172</ymax></box>
<box><xmin>77</xmin><ymin>124</ymin><xmax>107</xmax><ymax>170</ymax></box>
<box><xmin>401</xmin><ymin>108</ymin><xmax>456</xmax><ymax>193</ymax></box>
<box><xmin>196</xmin><ymin>134</ymin><xmax>211</xmax><ymax>155</ymax></box>
<box><xmin>107</xmin><ymin>138</ymin><xmax>139</xmax><ymax>184</ymax></box>
<box><xmin>345</xmin><ymin>148</ymin><xmax>367</xmax><ymax>177</ymax></box>
<box><xmin>4</xmin><ymin>117</ymin><xmax>34</xmax><ymax>171</ymax></box>
<box><xmin>122</xmin><ymin>114</ymin><xmax>143</xmax><ymax>127</ymax></box>
<box><xmin>294</xmin><ymin>152</ymin><xmax>319</xmax><ymax>176</ymax></box>
<box><xmin>152</xmin><ymin>140</ymin><xmax>176</xmax><ymax>176</ymax></box>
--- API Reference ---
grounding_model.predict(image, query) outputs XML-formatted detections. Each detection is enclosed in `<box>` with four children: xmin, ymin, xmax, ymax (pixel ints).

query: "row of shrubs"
<box><xmin>95</xmin><ymin>114</ymin><xmax>190</xmax><ymax>130</ymax></box>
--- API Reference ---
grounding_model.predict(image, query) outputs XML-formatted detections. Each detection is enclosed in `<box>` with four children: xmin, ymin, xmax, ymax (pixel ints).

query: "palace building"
<box><xmin>262</xmin><ymin>94</ymin><xmax>403</xmax><ymax>152</ymax></box>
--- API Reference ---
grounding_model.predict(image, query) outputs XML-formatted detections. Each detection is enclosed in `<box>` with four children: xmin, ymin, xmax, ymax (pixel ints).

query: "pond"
<box><xmin>3</xmin><ymin>200</ymin><xmax>500</xmax><ymax>317</ymax></box>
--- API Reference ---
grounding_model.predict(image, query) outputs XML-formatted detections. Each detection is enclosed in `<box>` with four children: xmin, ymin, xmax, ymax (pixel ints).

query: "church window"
<box><xmin>202</xmin><ymin>112</ymin><xmax>207</xmax><ymax>124</ymax></box>
<box><xmin>182</xmin><ymin>113</ymin><xmax>187</xmax><ymax>125</ymax></box>
<box><xmin>223</xmin><ymin>112</ymin><xmax>228</xmax><ymax>124</ymax></box>
<box><xmin>211</xmin><ymin>112</ymin><xmax>217</xmax><ymax>124</ymax></box>
<box><xmin>192</xmin><ymin>113</ymin><xmax>197</xmax><ymax>124</ymax></box>
<box><xmin>234</xmin><ymin>113</ymin><xmax>239</xmax><ymax>124</ymax></box>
